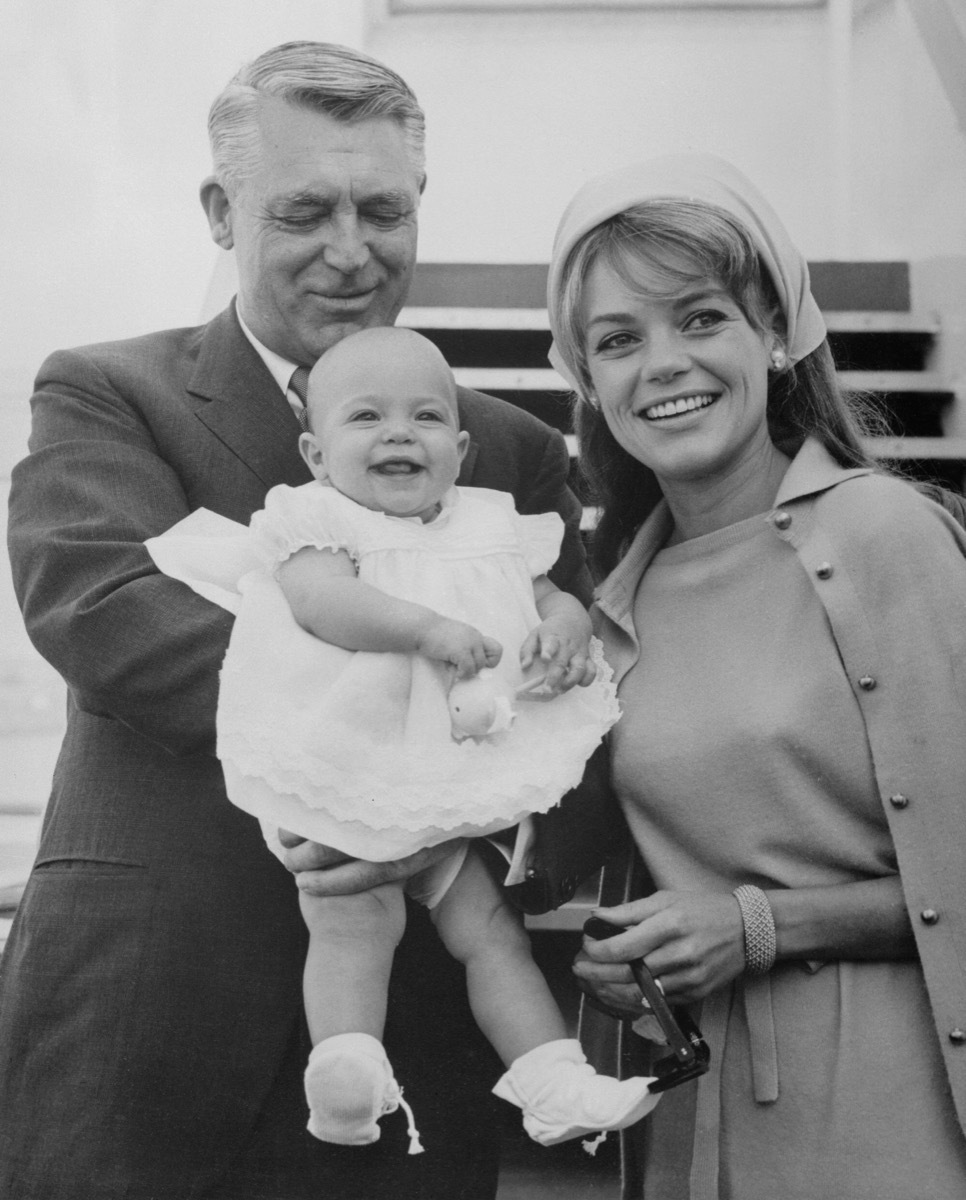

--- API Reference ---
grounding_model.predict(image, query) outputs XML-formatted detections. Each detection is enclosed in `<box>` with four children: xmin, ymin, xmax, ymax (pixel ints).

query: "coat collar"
<box><xmin>594</xmin><ymin>438</ymin><xmax>874</xmax><ymax>622</ymax></box>
<box><xmin>187</xmin><ymin>302</ymin><xmax>310</xmax><ymax>490</ymax></box>
<box><xmin>774</xmin><ymin>436</ymin><xmax>872</xmax><ymax>507</ymax></box>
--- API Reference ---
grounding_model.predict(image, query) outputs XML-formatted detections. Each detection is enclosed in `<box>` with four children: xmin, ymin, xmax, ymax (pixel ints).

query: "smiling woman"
<box><xmin>535</xmin><ymin>153</ymin><xmax>966</xmax><ymax>1199</ymax></box>
<box><xmin>579</xmin><ymin>262</ymin><xmax>779</xmax><ymax>528</ymax></box>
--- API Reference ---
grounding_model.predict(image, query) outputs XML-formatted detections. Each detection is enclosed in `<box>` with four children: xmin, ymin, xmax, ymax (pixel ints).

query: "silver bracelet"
<box><xmin>733</xmin><ymin>885</ymin><xmax>777</xmax><ymax>975</ymax></box>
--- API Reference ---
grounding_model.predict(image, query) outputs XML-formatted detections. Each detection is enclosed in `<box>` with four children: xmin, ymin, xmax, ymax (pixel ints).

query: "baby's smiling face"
<box><xmin>300</xmin><ymin>328</ymin><xmax>469</xmax><ymax>523</ymax></box>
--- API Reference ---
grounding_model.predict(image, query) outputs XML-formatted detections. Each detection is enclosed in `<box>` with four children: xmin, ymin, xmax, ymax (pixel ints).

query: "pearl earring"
<box><xmin>770</xmin><ymin>348</ymin><xmax>787</xmax><ymax>371</ymax></box>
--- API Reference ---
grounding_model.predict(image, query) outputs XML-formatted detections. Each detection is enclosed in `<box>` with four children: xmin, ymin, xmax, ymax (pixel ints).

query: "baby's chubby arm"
<box><xmin>520</xmin><ymin>575</ymin><xmax>597</xmax><ymax>694</ymax></box>
<box><xmin>277</xmin><ymin>545</ymin><xmax>502</xmax><ymax>678</ymax></box>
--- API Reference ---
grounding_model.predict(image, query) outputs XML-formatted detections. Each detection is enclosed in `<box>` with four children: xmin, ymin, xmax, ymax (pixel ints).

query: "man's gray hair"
<box><xmin>208</xmin><ymin>41</ymin><xmax>426</xmax><ymax>197</ymax></box>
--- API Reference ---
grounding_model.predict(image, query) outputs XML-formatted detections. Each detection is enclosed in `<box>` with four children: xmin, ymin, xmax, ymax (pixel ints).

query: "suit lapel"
<box><xmin>187</xmin><ymin>304</ymin><xmax>311</xmax><ymax>490</ymax></box>
<box><xmin>186</xmin><ymin>314</ymin><xmax>483</xmax><ymax>490</ymax></box>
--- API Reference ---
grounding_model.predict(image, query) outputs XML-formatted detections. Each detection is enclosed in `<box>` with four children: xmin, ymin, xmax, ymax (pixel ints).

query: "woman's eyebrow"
<box><xmin>586</xmin><ymin>288</ymin><xmax>733</xmax><ymax>330</ymax></box>
<box><xmin>585</xmin><ymin>310</ymin><xmax>639</xmax><ymax>331</ymax></box>
<box><xmin>671</xmin><ymin>287</ymin><xmax>731</xmax><ymax>307</ymax></box>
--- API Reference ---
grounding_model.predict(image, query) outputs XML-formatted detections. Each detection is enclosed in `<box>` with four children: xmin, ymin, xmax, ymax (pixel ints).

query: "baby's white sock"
<box><xmin>304</xmin><ymin>1032</ymin><xmax>423</xmax><ymax>1151</ymax></box>
<box><xmin>492</xmin><ymin>1038</ymin><xmax>660</xmax><ymax>1147</ymax></box>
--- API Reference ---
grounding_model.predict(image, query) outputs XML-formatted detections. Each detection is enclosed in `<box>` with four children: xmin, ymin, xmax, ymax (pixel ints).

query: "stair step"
<box><xmin>864</xmin><ymin>436</ymin><xmax>966</xmax><ymax>460</ymax></box>
<box><xmin>825</xmin><ymin>312</ymin><xmax>940</xmax><ymax>334</ymax></box>
<box><xmin>454</xmin><ymin>367</ymin><xmax>567</xmax><ymax>390</ymax></box>
<box><xmin>406</xmin><ymin>261</ymin><xmax>913</xmax><ymax>312</ymax></box>
<box><xmin>525</xmin><ymin>901</ymin><xmax>597</xmax><ymax>933</ymax></box>
<box><xmin>565</xmin><ymin>436</ymin><xmax>966</xmax><ymax>463</ymax></box>
<box><xmin>453</xmin><ymin>367</ymin><xmax>952</xmax><ymax>395</ymax></box>
<box><xmin>400</xmin><ymin>307</ymin><xmax>550</xmax><ymax>330</ymax></box>
<box><xmin>401</xmin><ymin>306</ymin><xmax>941</xmax><ymax>336</ymax></box>
<box><xmin>839</xmin><ymin>370</ymin><xmax>950</xmax><ymax>393</ymax></box>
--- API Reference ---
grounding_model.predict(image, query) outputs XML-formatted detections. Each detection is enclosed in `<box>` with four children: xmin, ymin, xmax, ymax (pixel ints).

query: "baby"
<box><xmin>148</xmin><ymin>327</ymin><xmax>658</xmax><ymax>1152</ymax></box>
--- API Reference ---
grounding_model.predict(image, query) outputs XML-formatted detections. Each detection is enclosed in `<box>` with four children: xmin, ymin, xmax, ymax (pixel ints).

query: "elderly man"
<box><xmin>0</xmin><ymin>41</ymin><xmax>589</xmax><ymax>1200</ymax></box>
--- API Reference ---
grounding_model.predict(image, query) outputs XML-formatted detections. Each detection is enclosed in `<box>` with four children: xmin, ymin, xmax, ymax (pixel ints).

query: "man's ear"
<box><xmin>299</xmin><ymin>432</ymin><xmax>328</xmax><ymax>481</ymax></box>
<box><xmin>200</xmin><ymin>176</ymin><xmax>233</xmax><ymax>250</ymax></box>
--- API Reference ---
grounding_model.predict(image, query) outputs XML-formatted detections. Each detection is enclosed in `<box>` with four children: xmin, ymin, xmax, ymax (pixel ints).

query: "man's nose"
<box><xmin>322</xmin><ymin>215</ymin><xmax>371</xmax><ymax>274</ymax></box>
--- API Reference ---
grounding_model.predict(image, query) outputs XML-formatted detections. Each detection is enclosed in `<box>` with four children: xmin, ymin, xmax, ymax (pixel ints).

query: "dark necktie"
<box><xmin>289</xmin><ymin>366</ymin><xmax>310</xmax><ymax>430</ymax></box>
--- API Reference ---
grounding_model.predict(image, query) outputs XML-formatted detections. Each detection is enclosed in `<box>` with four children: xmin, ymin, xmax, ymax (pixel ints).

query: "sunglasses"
<box><xmin>583</xmin><ymin>916</ymin><xmax>710</xmax><ymax>1093</ymax></box>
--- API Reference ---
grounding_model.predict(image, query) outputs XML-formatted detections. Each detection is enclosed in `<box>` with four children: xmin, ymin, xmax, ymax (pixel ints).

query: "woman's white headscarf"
<box><xmin>547</xmin><ymin>153</ymin><xmax>826</xmax><ymax>389</ymax></box>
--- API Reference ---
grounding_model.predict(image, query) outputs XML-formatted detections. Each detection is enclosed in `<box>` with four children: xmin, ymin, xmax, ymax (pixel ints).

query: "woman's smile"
<box><xmin>641</xmin><ymin>392</ymin><xmax>719</xmax><ymax>422</ymax></box>
<box><xmin>581</xmin><ymin>257</ymin><xmax>774</xmax><ymax>488</ymax></box>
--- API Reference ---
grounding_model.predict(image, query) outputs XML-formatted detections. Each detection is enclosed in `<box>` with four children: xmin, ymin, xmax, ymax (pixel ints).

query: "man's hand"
<box><xmin>279</xmin><ymin>830</ymin><xmax>457</xmax><ymax>897</ymax></box>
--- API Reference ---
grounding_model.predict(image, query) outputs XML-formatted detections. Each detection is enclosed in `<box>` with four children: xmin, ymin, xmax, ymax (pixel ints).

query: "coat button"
<box><xmin>858</xmin><ymin>676</ymin><xmax>877</xmax><ymax>691</ymax></box>
<box><xmin>950</xmin><ymin>1029</ymin><xmax>966</xmax><ymax>1046</ymax></box>
<box><xmin>920</xmin><ymin>909</ymin><xmax>940</xmax><ymax>925</ymax></box>
<box><xmin>773</xmin><ymin>511</ymin><xmax>792</xmax><ymax>530</ymax></box>
<box><xmin>816</xmin><ymin>562</ymin><xmax>833</xmax><ymax>579</ymax></box>
<box><xmin>889</xmin><ymin>794</ymin><xmax>909</xmax><ymax>809</ymax></box>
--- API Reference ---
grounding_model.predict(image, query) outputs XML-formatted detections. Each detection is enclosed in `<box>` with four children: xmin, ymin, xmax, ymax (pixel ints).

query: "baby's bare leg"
<box><xmin>431</xmin><ymin>847</ymin><xmax>568</xmax><ymax>1066</ymax></box>
<box><xmin>298</xmin><ymin>882</ymin><xmax>413</xmax><ymax>1146</ymax></box>
<box><xmin>434</xmin><ymin>850</ymin><xmax>660</xmax><ymax>1147</ymax></box>
<box><xmin>299</xmin><ymin>882</ymin><xmax>406</xmax><ymax>1045</ymax></box>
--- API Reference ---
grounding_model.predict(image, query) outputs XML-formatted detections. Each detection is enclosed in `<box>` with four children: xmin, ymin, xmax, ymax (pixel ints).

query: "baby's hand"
<box><xmin>520</xmin><ymin>621</ymin><xmax>597</xmax><ymax>694</ymax></box>
<box><xmin>416</xmin><ymin>616</ymin><xmax>503</xmax><ymax>678</ymax></box>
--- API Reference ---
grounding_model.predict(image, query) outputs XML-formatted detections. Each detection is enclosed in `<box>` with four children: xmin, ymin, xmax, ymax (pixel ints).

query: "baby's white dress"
<box><xmin>147</xmin><ymin>483</ymin><xmax>619</xmax><ymax>864</ymax></box>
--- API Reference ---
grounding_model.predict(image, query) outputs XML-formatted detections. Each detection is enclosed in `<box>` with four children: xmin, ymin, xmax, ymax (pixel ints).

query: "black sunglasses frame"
<box><xmin>583</xmin><ymin>916</ymin><xmax>710</xmax><ymax>1093</ymax></box>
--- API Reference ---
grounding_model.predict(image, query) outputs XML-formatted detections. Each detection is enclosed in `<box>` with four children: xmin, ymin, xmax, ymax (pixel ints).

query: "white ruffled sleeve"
<box><xmin>249</xmin><ymin>484</ymin><xmax>362</xmax><ymax>571</ymax></box>
<box><xmin>514</xmin><ymin>510</ymin><xmax>565</xmax><ymax>579</ymax></box>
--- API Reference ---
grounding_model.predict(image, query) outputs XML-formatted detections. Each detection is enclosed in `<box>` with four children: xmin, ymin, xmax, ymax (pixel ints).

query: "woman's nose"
<box><xmin>645</xmin><ymin>331</ymin><xmax>690</xmax><ymax>383</ymax></box>
<box><xmin>322</xmin><ymin>215</ymin><xmax>371</xmax><ymax>274</ymax></box>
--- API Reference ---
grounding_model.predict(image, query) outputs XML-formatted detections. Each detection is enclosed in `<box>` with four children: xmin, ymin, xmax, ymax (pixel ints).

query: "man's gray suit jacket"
<box><xmin>0</xmin><ymin>302</ymin><xmax>591</xmax><ymax>1199</ymax></box>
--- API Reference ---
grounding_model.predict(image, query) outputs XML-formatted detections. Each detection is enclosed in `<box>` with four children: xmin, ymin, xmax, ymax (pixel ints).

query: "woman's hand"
<box><xmin>573</xmin><ymin>890</ymin><xmax>747</xmax><ymax>1010</ymax></box>
<box><xmin>279</xmin><ymin>831</ymin><xmax>458</xmax><ymax>897</ymax></box>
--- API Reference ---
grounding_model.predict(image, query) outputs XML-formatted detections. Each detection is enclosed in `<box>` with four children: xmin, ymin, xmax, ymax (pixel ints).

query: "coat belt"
<box><xmin>688</xmin><ymin>975</ymin><xmax>779</xmax><ymax>1200</ymax></box>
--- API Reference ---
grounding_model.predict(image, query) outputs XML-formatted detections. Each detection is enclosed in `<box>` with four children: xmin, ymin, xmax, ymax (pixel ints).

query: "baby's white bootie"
<box><xmin>492</xmin><ymin>1038</ymin><xmax>659</xmax><ymax>1147</ymax></box>
<box><xmin>304</xmin><ymin>1032</ymin><xmax>423</xmax><ymax>1153</ymax></box>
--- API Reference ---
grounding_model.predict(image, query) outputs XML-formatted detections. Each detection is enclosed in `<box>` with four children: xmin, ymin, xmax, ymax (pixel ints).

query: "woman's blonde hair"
<box><xmin>555</xmin><ymin>200</ymin><xmax>880</xmax><ymax>576</ymax></box>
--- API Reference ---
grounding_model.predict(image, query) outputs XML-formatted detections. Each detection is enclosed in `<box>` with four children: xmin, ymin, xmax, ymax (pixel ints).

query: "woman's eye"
<box><xmin>685</xmin><ymin>308</ymin><xmax>728</xmax><ymax>331</ymax></box>
<box><xmin>595</xmin><ymin>331</ymin><xmax>635</xmax><ymax>353</ymax></box>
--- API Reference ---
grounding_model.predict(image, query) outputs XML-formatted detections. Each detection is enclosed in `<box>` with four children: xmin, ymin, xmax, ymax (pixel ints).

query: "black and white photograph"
<box><xmin>2</xmin><ymin>2</ymin><xmax>965</xmax><ymax>1197</ymax></box>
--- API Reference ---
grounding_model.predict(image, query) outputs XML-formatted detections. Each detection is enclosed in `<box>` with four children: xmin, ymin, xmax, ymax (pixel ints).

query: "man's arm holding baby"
<box><xmin>281</xmin><ymin>832</ymin><xmax>456</xmax><ymax>896</ymax></box>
